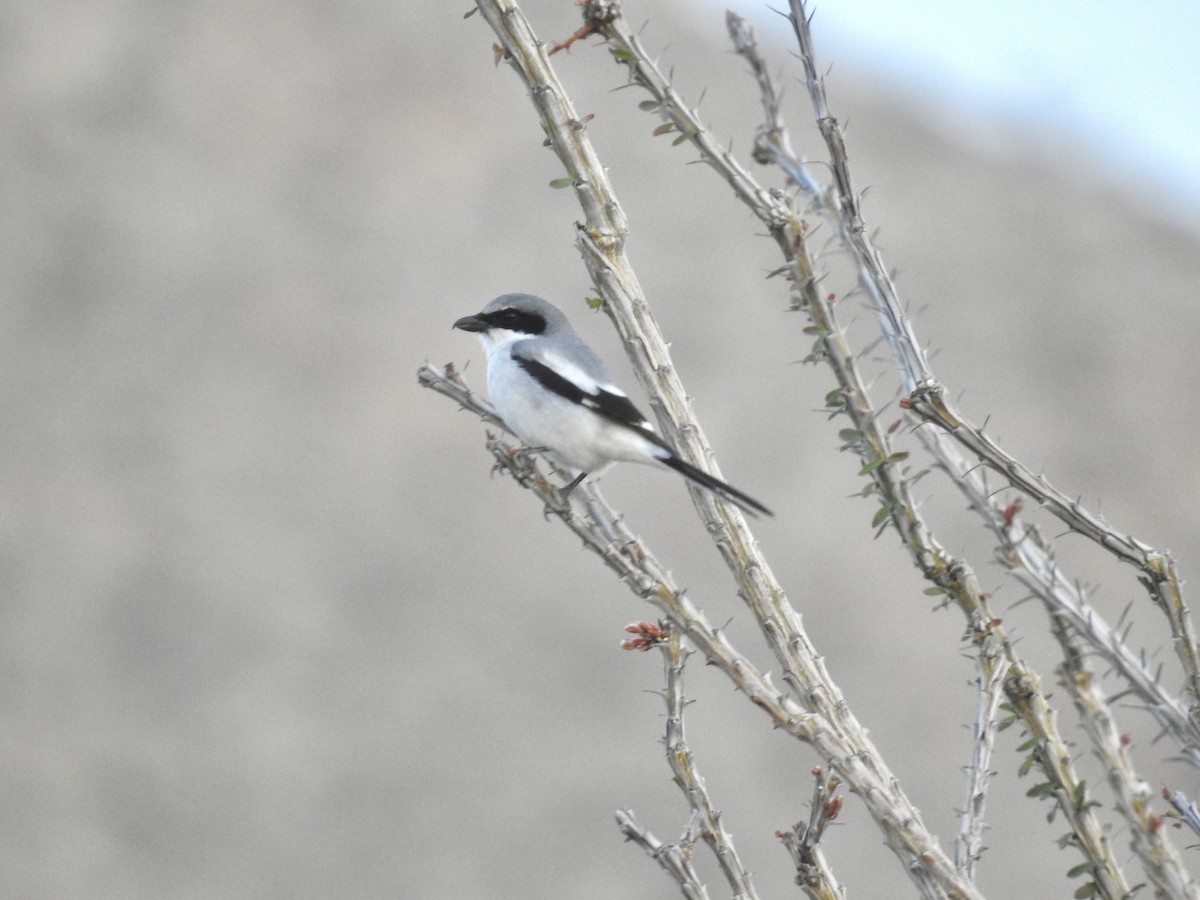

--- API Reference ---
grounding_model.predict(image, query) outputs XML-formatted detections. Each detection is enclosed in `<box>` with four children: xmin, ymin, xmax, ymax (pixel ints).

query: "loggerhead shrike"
<box><xmin>453</xmin><ymin>293</ymin><xmax>772</xmax><ymax>517</ymax></box>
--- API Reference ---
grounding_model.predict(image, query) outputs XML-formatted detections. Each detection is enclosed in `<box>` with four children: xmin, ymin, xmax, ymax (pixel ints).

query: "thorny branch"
<box><xmin>726</xmin><ymin>1</ymin><xmax>1198</xmax><ymax>890</ymax></box>
<box><xmin>421</xmin><ymin>359</ymin><xmax>979</xmax><ymax>899</ymax></box>
<box><xmin>464</xmin><ymin>2</ymin><xmax>985</xmax><ymax>897</ymax></box>
<box><xmin>907</xmin><ymin>382</ymin><xmax>1200</xmax><ymax>711</ymax></box>
<box><xmin>429</xmin><ymin>0</ymin><xmax>1200</xmax><ymax>894</ymax></box>
<box><xmin>595</xmin><ymin>1</ymin><xmax>1197</xmax><ymax>890</ymax></box>
<box><xmin>1166</xmin><ymin>790</ymin><xmax>1200</xmax><ymax>840</ymax></box>
<box><xmin>775</xmin><ymin>768</ymin><xmax>847</xmax><ymax>899</ymax></box>
<box><xmin>596</xmin><ymin>4</ymin><xmax>1131</xmax><ymax>887</ymax></box>
<box><xmin>955</xmin><ymin>626</ymin><xmax>1008</xmax><ymax>881</ymax></box>
<box><xmin>1003</xmin><ymin>667</ymin><xmax>1131</xmax><ymax>899</ymax></box>
<box><xmin>624</xmin><ymin>621</ymin><xmax>760</xmax><ymax>899</ymax></box>
<box><xmin>787</xmin><ymin>0</ymin><xmax>1200</xmax><ymax>709</ymax></box>
<box><xmin>615</xmin><ymin>809</ymin><xmax>713</xmax><ymax>900</ymax></box>
<box><xmin>943</xmin><ymin>448</ymin><xmax>1200</xmax><ymax>765</ymax></box>
<box><xmin>1051</xmin><ymin>616</ymin><xmax>1198</xmax><ymax>898</ymax></box>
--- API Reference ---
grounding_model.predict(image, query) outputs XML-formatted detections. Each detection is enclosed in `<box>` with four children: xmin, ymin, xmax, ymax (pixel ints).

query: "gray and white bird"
<box><xmin>453</xmin><ymin>293</ymin><xmax>772</xmax><ymax>517</ymax></box>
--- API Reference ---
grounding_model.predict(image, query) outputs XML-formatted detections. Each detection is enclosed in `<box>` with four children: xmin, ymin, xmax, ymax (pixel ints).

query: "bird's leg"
<box><xmin>536</xmin><ymin>471</ymin><xmax>586</xmax><ymax>520</ymax></box>
<box><xmin>561</xmin><ymin>471</ymin><xmax>588</xmax><ymax>496</ymax></box>
<box><xmin>541</xmin><ymin>471</ymin><xmax>587</xmax><ymax>519</ymax></box>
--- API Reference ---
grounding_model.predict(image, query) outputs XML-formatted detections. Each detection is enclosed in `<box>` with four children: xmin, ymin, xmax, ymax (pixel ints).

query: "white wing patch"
<box><xmin>536</xmin><ymin>348</ymin><xmax>626</xmax><ymax>398</ymax></box>
<box><xmin>515</xmin><ymin>343</ymin><xmax>659</xmax><ymax>438</ymax></box>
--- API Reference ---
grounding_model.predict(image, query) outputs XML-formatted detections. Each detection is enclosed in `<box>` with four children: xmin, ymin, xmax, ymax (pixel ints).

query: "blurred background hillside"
<box><xmin>4</xmin><ymin>1</ymin><xmax>1200</xmax><ymax>897</ymax></box>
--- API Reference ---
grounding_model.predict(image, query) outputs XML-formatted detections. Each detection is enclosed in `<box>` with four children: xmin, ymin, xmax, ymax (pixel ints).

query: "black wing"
<box><xmin>513</xmin><ymin>352</ymin><xmax>666</xmax><ymax>440</ymax></box>
<box><xmin>514</xmin><ymin>347</ymin><xmax>772</xmax><ymax>516</ymax></box>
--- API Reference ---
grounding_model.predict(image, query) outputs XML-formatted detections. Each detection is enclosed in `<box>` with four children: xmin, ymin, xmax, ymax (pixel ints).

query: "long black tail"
<box><xmin>659</xmin><ymin>454</ymin><xmax>773</xmax><ymax>517</ymax></box>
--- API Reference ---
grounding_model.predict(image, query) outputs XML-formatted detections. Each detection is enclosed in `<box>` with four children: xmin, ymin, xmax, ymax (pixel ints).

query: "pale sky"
<box><xmin>760</xmin><ymin>0</ymin><xmax>1200</xmax><ymax>227</ymax></box>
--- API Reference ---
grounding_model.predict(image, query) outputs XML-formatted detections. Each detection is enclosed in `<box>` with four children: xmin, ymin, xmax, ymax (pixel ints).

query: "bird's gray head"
<box><xmin>452</xmin><ymin>294</ymin><xmax>574</xmax><ymax>342</ymax></box>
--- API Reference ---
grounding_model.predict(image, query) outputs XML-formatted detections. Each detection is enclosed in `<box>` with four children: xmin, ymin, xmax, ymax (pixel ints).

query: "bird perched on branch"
<box><xmin>453</xmin><ymin>293</ymin><xmax>772</xmax><ymax>517</ymax></box>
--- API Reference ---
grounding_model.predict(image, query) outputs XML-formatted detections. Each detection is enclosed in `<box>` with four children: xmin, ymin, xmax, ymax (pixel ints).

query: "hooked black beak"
<box><xmin>453</xmin><ymin>313</ymin><xmax>489</xmax><ymax>333</ymax></box>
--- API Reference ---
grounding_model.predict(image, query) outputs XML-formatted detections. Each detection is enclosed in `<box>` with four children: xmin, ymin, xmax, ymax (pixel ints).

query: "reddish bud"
<box><xmin>1002</xmin><ymin>497</ymin><xmax>1025</xmax><ymax>526</ymax></box>
<box><xmin>622</xmin><ymin>620</ymin><xmax>669</xmax><ymax>644</ymax></box>
<box><xmin>824</xmin><ymin>795</ymin><xmax>844</xmax><ymax>821</ymax></box>
<box><xmin>899</xmin><ymin>397</ymin><xmax>914</xmax><ymax>409</ymax></box>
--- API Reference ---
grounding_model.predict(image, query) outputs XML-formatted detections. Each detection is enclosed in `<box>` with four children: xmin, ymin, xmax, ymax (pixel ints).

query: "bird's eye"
<box><xmin>486</xmin><ymin>307</ymin><xmax>545</xmax><ymax>334</ymax></box>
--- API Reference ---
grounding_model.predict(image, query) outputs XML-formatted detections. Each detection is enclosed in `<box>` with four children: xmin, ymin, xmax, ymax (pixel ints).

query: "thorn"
<box><xmin>549</xmin><ymin>22</ymin><xmax>600</xmax><ymax>56</ymax></box>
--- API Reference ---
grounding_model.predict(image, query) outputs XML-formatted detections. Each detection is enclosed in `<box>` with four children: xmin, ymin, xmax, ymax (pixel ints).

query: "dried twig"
<box><xmin>440</xmin><ymin>0</ymin><xmax>1200</xmax><ymax>894</ymax></box>
<box><xmin>907</xmin><ymin>382</ymin><xmax>1200</xmax><ymax>708</ymax></box>
<box><xmin>1166</xmin><ymin>790</ymin><xmax>1200</xmax><ymax>840</ymax></box>
<box><xmin>464</xmin><ymin>4</ymin><xmax>984</xmax><ymax>896</ymax></box>
<box><xmin>1051</xmin><ymin>616</ymin><xmax>1198</xmax><ymax>897</ymax></box>
<box><xmin>625</xmin><ymin>622</ymin><xmax>760</xmax><ymax>898</ymax></box>
<box><xmin>421</xmin><ymin>357</ymin><xmax>978</xmax><ymax>898</ymax></box>
<box><xmin>615</xmin><ymin>809</ymin><xmax>712</xmax><ymax>900</ymax></box>
<box><xmin>956</xmin><ymin>624</ymin><xmax>1009</xmax><ymax>880</ymax></box>
<box><xmin>721</xmin><ymin>6</ymin><xmax>1166</xmax><ymax>888</ymax></box>
<box><xmin>1003</xmin><ymin>666</ymin><xmax>1131</xmax><ymax>898</ymax></box>
<box><xmin>782</xmin><ymin>0</ymin><xmax>1199</xmax><ymax>707</ymax></box>
<box><xmin>775</xmin><ymin>768</ymin><xmax>847</xmax><ymax>899</ymax></box>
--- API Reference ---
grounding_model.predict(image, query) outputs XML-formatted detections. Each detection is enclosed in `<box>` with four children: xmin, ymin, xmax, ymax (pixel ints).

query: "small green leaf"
<box><xmin>802</xmin><ymin>325</ymin><xmax>829</xmax><ymax>336</ymax></box>
<box><xmin>586</xmin><ymin>297</ymin><xmax>603</xmax><ymax>310</ymax></box>
<box><xmin>652</xmin><ymin>122</ymin><xmax>675</xmax><ymax>136</ymax></box>
<box><xmin>1066</xmin><ymin>862</ymin><xmax>1096</xmax><ymax>879</ymax></box>
<box><xmin>886</xmin><ymin>419</ymin><xmax>902</xmax><ymax>435</ymax></box>
<box><xmin>1018</xmin><ymin>756</ymin><xmax>1034</xmax><ymax>777</ymax></box>
<box><xmin>1074</xmin><ymin>882</ymin><xmax>1098</xmax><ymax>899</ymax></box>
<box><xmin>671</xmin><ymin>131</ymin><xmax>692</xmax><ymax>146</ymax></box>
<box><xmin>1026</xmin><ymin>781</ymin><xmax>1053</xmax><ymax>799</ymax></box>
<box><xmin>638</xmin><ymin>99</ymin><xmax>663</xmax><ymax>111</ymax></box>
<box><xmin>549</xmin><ymin>176</ymin><xmax>575</xmax><ymax>189</ymax></box>
<box><xmin>871</xmin><ymin>502</ymin><xmax>896</xmax><ymax>528</ymax></box>
<box><xmin>838</xmin><ymin>429</ymin><xmax>862</xmax><ymax>444</ymax></box>
<box><xmin>824</xmin><ymin>389</ymin><xmax>845</xmax><ymax>407</ymax></box>
<box><xmin>884</xmin><ymin>451</ymin><xmax>910</xmax><ymax>463</ymax></box>
<box><xmin>463</xmin><ymin>6</ymin><xmax>478</xmax><ymax>17</ymax></box>
<box><xmin>610</xmin><ymin>48</ymin><xmax>633</xmax><ymax>62</ymax></box>
<box><xmin>859</xmin><ymin>457</ymin><xmax>884</xmax><ymax>475</ymax></box>
<box><xmin>1073</xmin><ymin>780</ymin><xmax>1100</xmax><ymax>811</ymax></box>
<box><xmin>923</xmin><ymin>587</ymin><xmax>946</xmax><ymax>596</ymax></box>
<box><xmin>1016</xmin><ymin>737</ymin><xmax>1038</xmax><ymax>752</ymax></box>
